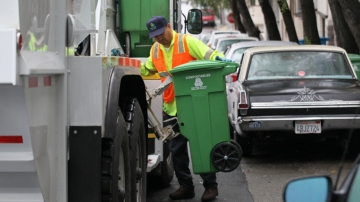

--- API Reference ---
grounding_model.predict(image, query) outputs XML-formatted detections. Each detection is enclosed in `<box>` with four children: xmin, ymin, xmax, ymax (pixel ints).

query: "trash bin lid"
<box><xmin>169</xmin><ymin>60</ymin><xmax>238</xmax><ymax>74</ymax></box>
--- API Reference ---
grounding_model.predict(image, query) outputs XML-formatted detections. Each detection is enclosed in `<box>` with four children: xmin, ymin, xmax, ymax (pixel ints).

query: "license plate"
<box><xmin>249</xmin><ymin>121</ymin><xmax>261</xmax><ymax>128</ymax></box>
<box><xmin>295</xmin><ymin>121</ymin><xmax>321</xmax><ymax>134</ymax></box>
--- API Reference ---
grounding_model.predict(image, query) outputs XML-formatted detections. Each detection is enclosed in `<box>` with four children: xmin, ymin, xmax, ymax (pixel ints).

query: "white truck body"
<box><xmin>0</xmin><ymin>0</ymin><xmax>185</xmax><ymax>201</ymax></box>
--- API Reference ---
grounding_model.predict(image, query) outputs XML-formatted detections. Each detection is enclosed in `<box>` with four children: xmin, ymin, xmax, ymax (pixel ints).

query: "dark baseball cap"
<box><xmin>146</xmin><ymin>16</ymin><xmax>168</xmax><ymax>39</ymax></box>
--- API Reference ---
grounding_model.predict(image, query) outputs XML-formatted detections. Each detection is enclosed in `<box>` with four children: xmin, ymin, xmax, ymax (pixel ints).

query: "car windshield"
<box><xmin>218</xmin><ymin>40</ymin><xmax>255</xmax><ymax>52</ymax></box>
<box><xmin>230</xmin><ymin>47</ymin><xmax>252</xmax><ymax>63</ymax></box>
<box><xmin>247</xmin><ymin>51</ymin><xmax>353</xmax><ymax>80</ymax></box>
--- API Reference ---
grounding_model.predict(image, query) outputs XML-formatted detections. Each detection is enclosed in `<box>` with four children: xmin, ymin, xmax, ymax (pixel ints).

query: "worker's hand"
<box><xmin>215</xmin><ymin>56</ymin><xmax>233</xmax><ymax>62</ymax></box>
<box><xmin>111</xmin><ymin>49</ymin><xmax>121</xmax><ymax>56</ymax></box>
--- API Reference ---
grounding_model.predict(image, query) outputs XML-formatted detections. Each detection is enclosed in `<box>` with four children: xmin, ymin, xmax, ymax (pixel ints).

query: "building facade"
<box><xmin>246</xmin><ymin>0</ymin><xmax>334</xmax><ymax>44</ymax></box>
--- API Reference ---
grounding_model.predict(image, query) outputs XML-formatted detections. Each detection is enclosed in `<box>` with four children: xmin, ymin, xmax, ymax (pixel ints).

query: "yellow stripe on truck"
<box><xmin>148</xmin><ymin>133</ymin><xmax>156</xmax><ymax>138</ymax></box>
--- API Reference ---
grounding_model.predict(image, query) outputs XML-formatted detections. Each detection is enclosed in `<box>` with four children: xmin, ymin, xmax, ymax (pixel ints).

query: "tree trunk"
<box><xmin>337</xmin><ymin>0</ymin><xmax>360</xmax><ymax>53</ymax></box>
<box><xmin>277</xmin><ymin>0</ymin><xmax>298</xmax><ymax>43</ymax></box>
<box><xmin>300</xmin><ymin>0</ymin><xmax>320</xmax><ymax>44</ymax></box>
<box><xmin>236</xmin><ymin>0</ymin><xmax>261</xmax><ymax>39</ymax></box>
<box><xmin>229</xmin><ymin>0</ymin><xmax>246</xmax><ymax>33</ymax></box>
<box><xmin>328</xmin><ymin>0</ymin><xmax>359</xmax><ymax>53</ymax></box>
<box><xmin>259</xmin><ymin>0</ymin><xmax>281</xmax><ymax>40</ymax></box>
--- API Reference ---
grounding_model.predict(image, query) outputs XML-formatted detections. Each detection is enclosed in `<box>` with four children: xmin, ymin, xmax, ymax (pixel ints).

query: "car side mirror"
<box><xmin>284</xmin><ymin>176</ymin><xmax>332</xmax><ymax>202</ymax></box>
<box><xmin>187</xmin><ymin>9</ymin><xmax>202</xmax><ymax>34</ymax></box>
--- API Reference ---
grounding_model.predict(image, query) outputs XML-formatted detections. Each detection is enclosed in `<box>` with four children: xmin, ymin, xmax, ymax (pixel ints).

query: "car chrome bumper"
<box><xmin>237</xmin><ymin>115</ymin><xmax>360</xmax><ymax>132</ymax></box>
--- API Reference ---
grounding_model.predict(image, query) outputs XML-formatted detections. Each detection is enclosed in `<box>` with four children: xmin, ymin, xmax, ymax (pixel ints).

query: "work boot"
<box><xmin>201</xmin><ymin>187</ymin><xmax>218</xmax><ymax>201</ymax></box>
<box><xmin>169</xmin><ymin>186</ymin><xmax>195</xmax><ymax>200</ymax></box>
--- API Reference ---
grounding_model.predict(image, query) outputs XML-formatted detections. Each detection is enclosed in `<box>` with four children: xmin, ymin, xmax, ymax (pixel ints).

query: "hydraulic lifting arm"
<box><xmin>146</xmin><ymin>76</ymin><xmax>179</xmax><ymax>143</ymax></box>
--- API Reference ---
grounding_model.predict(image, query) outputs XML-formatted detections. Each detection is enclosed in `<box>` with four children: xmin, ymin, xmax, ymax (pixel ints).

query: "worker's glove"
<box><xmin>111</xmin><ymin>49</ymin><xmax>121</xmax><ymax>56</ymax></box>
<box><xmin>215</xmin><ymin>56</ymin><xmax>233</xmax><ymax>62</ymax></box>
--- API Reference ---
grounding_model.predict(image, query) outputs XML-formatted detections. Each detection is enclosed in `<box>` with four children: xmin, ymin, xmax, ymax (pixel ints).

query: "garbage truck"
<box><xmin>0</xmin><ymin>0</ymin><xmax>203</xmax><ymax>201</ymax></box>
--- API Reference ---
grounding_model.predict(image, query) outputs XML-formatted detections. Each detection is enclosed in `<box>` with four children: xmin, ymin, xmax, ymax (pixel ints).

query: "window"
<box><xmin>295</xmin><ymin>0</ymin><xmax>302</xmax><ymax>14</ymax></box>
<box><xmin>247</xmin><ymin>51</ymin><xmax>353</xmax><ymax>80</ymax></box>
<box><xmin>246</xmin><ymin>0</ymin><xmax>256</xmax><ymax>6</ymax></box>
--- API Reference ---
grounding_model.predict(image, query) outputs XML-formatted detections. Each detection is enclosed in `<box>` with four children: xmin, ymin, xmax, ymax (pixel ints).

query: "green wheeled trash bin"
<box><xmin>169</xmin><ymin>60</ymin><xmax>242</xmax><ymax>174</ymax></box>
<box><xmin>348</xmin><ymin>54</ymin><xmax>360</xmax><ymax>80</ymax></box>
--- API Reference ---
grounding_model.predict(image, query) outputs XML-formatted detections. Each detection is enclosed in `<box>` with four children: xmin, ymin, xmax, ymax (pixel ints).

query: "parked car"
<box><xmin>226</xmin><ymin>45</ymin><xmax>360</xmax><ymax>157</ymax></box>
<box><xmin>224</xmin><ymin>40</ymin><xmax>298</xmax><ymax>64</ymax></box>
<box><xmin>207</xmin><ymin>30</ymin><xmax>246</xmax><ymax>47</ymax></box>
<box><xmin>284</xmin><ymin>131</ymin><xmax>360</xmax><ymax>202</ymax></box>
<box><xmin>198</xmin><ymin>29</ymin><xmax>212</xmax><ymax>44</ymax></box>
<box><xmin>210</xmin><ymin>34</ymin><xmax>254</xmax><ymax>50</ymax></box>
<box><xmin>214</xmin><ymin>36</ymin><xmax>259</xmax><ymax>53</ymax></box>
<box><xmin>201</xmin><ymin>9</ymin><xmax>216</xmax><ymax>27</ymax></box>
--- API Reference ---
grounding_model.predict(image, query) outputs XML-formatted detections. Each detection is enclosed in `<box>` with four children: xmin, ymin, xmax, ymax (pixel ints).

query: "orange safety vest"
<box><xmin>151</xmin><ymin>33</ymin><xmax>196</xmax><ymax>103</ymax></box>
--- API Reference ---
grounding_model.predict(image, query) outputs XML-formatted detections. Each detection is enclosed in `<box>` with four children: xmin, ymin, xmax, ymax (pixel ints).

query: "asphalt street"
<box><xmin>147</xmin><ymin>163</ymin><xmax>253</xmax><ymax>202</ymax></box>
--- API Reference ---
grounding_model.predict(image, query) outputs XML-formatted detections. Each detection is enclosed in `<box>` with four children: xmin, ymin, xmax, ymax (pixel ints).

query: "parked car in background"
<box><xmin>198</xmin><ymin>29</ymin><xmax>212</xmax><ymax>44</ymax></box>
<box><xmin>224</xmin><ymin>41</ymin><xmax>298</xmax><ymax>64</ymax></box>
<box><xmin>284</xmin><ymin>131</ymin><xmax>360</xmax><ymax>202</ymax></box>
<box><xmin>201</xmin><ymin>9</ymin><xmax>216</xmax><ymax>27</ymax></box>
<box><xmin>226</xmin><ymin>45</ymin><xmax>360</xmax><ymax>157</ymax></box>
<box><xmin>214</xmin><ymin>36</ymin><xmax>259</xmax><ymax>53</ymax></box>
<box><xmin>207</xmin><ymin>30</ymin><xmax>245</xmax><ymax>47</ymax></box>
<box><xmin>284</xmin><ymin>155</ymin><xmax>360</xmax><ymax>202</ymax></box>
<box><xmin>210</xmin><ymin>34</ymin><xmax>251</xmax><ymax>50</ymax></box>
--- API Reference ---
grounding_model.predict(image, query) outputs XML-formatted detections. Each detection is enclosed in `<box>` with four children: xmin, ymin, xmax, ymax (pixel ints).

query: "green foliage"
<box><xmin>277</xmin><ymin>0</ymin><xmax>289</xmax><ymax>13</ymax></box>
<box><xmin>304</xmin><ymin>36</ymin><xmax>311</xmax><ymax>44</ymax></box>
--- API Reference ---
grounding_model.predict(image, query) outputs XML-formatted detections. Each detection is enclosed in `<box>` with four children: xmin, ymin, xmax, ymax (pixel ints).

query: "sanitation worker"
<box><xmin>141</xmin><ymin>16</ymin><xmax>231</xmax><ymax>201</ymax></box>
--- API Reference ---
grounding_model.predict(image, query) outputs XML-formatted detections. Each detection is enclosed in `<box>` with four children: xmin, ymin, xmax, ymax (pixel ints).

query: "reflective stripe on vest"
<box><xmin>151</xmin><ymin>33</ymin><xmax>196</xmax><ymax>103</ymax></box>
<box><xmin>204</xmin><ymin>48</ymin><xmax>214</xmax><ymax>60</ymax></box>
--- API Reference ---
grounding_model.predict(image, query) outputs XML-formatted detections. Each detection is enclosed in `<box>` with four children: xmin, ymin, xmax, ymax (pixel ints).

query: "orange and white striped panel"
<box><xmin>24</xmin><ymin>75</ymin><xmax>54</xmax><ymax>88</ymax></box>
<box><xmin>102</xmin><ymin>57</ymin><xmax>141</xmax><ymax>69</ymax></box>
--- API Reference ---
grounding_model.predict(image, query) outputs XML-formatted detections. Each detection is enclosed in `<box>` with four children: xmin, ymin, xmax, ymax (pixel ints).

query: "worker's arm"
<box><xmin>185</xmin><ymin>34</ymin><xmax>224</xmax><ymax>60</ymax></box>
<box><xmin>140</xmin><ymin>46</ymin><xmax>158</xmax><ymax>76</ymax></box>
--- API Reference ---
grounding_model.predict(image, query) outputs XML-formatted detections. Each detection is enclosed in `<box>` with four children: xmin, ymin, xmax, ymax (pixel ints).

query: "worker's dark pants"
<box><xmin>163</xmin><ymin>112</ymin><xmax>218</xmax><ymax>189</ymax></box>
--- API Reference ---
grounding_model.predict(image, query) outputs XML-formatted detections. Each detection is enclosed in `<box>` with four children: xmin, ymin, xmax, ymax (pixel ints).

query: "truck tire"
<box><xmin>123</xmin><ymin>98</ymin><xmax>147</xmax><ymax>201</ymax></box>
<box><xmin>101</xmin><ymin>114</ymin><xmax>131</xmax><ymax>202</ymax></box>
<box><xmin>160</xmin><ymin>142</ymin><xmax>174</xmax><ymax>187</ymax></box>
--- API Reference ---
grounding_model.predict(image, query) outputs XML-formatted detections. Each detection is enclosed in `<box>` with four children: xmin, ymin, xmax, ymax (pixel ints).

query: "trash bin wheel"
<box><xmin>211</xmin><ymin>142</ymin><xmax>242</xmax><ymax>172</ymax></box>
